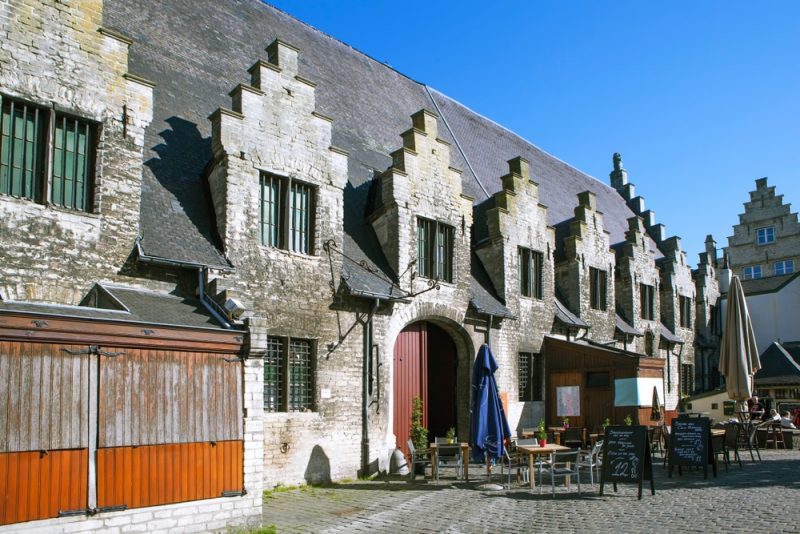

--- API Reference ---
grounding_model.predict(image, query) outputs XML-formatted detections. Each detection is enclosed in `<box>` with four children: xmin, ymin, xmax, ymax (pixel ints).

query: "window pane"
<box><xmin>288</xmin><ymin>339</ymin><xmax>313</xmax><ymax>411</ymax></box>
<box><xmin>52</xmin><ymin>113</ymin><xmax>93</xmax><ymax>211</ymax></box>
<box><xmin>1</xmin><ymin>99</ymin><xmax>44</xmax><ymax>201</ymax></box>
<box><xmin>259</xmin><ymin>174</ymin><xmax>283</xmax><ymax>247</ymax></box>
<box><xmin>519</xmin><ymin>248</ymin><xmax>531</xmax><ymax>297</ymax></box>
<box><xmin>289</xmin><ymin>182</ymin><xmax>311</xmax><ymax>254</ymax></box>
<box><xmin>417</xmin><ymin>218</ymin><xmax>428</xmax><ymax>278</ymax></box>
<box><xmin>264</xmin><ymin>337</ymin><xmax>284</xmax><ymax>412</ymax></box>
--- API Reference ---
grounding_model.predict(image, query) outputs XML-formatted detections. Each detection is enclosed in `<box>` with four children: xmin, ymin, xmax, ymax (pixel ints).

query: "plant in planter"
<box><xmin>562</xmin><ymin>417</ymin><xmax>570</xmax><ymax>429</ymax></box>
<box><xmin>445</xmin><ymin>427</ymin><xmax>457</xmax><ymax>444</ymax></box>
<box><xmin>624</xmin><ymin>413</ymin><xmax>633</xmax><ymax>426</ymax></box>
<box><xmin>410</xmin><ymin>396</ymin><xmax>428</xmax><ymax>466</ymax></box>
<box><xmin>602</xmin><ymin>417</ymin><xmax>611</xmax><ymax>432</ymax></box>
<box><xmin>537</xmin><ymin>419</ymin><xmax>548</xmax><ymax>447</ymax></box>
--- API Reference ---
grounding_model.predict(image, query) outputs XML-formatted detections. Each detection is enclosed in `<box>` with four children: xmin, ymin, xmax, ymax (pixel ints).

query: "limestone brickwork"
<box><xmin>0</xmin><ymin>0</ymin><xmax>153</xmax><ymax>304</ymax></box>
<box><xmin>475</xmin><ymin>157</ymin><xmax>555</xmax><ymax>427</ymax></box>
<box><xmin>694</xmin><ymin>245</ymin><xmax>722</xmax><ymax>391</ymax></box>
<box><xmin>555</xmin><ymin>191</ymin><xmax>616</xmax><ymax>341</ymax></box>
<box><xmin>725</xmin><ymin>177</ymin><xmax>800</xmax><ymax>280</ymax></box>
<box><xmin>206</xmin><ymin>39</ymin><xmax>364</xmax><ymax>487</ymax></box>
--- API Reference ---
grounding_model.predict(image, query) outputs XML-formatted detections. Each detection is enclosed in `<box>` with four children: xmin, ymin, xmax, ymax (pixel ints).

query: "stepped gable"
<box><xmin>104</xmin><ymin>0</ymin><xmax>660</xmax><ymax>274</ymax></box>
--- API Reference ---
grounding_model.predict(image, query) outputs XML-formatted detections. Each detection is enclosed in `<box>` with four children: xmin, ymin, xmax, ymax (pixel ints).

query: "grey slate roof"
<box><xmin>738</xmin><ymin>272</ymin><xmax>800</xmax><ymax>296</ymax></box>
<box><xmin>104</xmin><ymin>0</ymin><xmax>664</xmax><ymax>305</ymax></box>
<box><xmin>615</xmin><ymin>314</ymin><xmax>642</xmax><ymax>336</ymax></box>
<box><xmin>755</xmin><ymin>342</ymin><xmax>800</xmax><ymax>385</ymax></box>
<box><xmin>659</xmin><ymin>323</ymin><xmax>683</xmax><ymax>344</ymax></box>
<box><xmin>554</xmin><ymin>298</ymin><xmax>588</xmax><ymax>328</ymax></box>
<box><xmin>0</xmin><ymin>284</ymin><xmax>226</xmax><ymax>330</ymax></box>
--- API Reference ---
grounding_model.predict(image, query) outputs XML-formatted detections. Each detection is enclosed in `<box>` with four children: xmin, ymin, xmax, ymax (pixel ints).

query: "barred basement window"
<box><xmin>589</xmin><ymin>267</ymin><xmax>607</xmax><ymax>310</ymax></box>
<box><xmin>417</xmin><ymin>217</ymin><xmax>454</xmax><ymax>282</ymax></box>
<box><xmin>519</xmin><ymin>247</ymin><xmax>544</xmax><ymax>299</ymax></box>
<box><xmin>0</xmin><ymin>95</ymin><xmax>97</xmax><ymax>211</ymax></box>
<box><xmin>680</xmin><ymin>363</ymin><xmax>694</xmax><ymax>396</ymax></box>
<box><xmin>518</xmin><ymin>352</ymin><xmax>542</xmax><ymax>401</ymax></box>
<box><xmin>263</xmin><ymin>336</ymin><xmax>315</xmax><ymax>412</ymax></box>
<box><xmin>679</xmin><ymin>295</ymin><xmax>692</xmax><ymax>329</ymax></box>
<box><xmin>640</xmin><ymin>283</ymin><xmax>655</xmax><ymax>320</ymax></box>
<box><xmin>259</xmin><ymin>172</ymin><xmax>315</xmax><ymax>254</ymax></box>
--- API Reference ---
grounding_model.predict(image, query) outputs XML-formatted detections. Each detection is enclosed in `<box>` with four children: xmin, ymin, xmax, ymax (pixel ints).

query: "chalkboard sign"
<box><xmin>668</xmin><ymin>417</ymin><xmax>716</xmax><ymax>479</ymax></box>
<box><xmin>599</xmin><ymin>426</ymin><xmax>654</xmax><ymax>500</ymax></box>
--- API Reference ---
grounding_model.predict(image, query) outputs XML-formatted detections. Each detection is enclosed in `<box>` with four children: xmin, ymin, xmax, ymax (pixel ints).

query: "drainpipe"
<box><xmin>361</xmin><ymin>299</ymin><xmax>379</xmax><ymax>476</ymax></box>
<box><xmin>487</xmin><ymin>314</ymin><xmax>494</xmax><ymax>346</ymax></box>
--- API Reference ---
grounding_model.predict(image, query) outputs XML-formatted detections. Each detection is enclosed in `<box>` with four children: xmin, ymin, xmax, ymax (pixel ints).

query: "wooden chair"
<box><xmin>563</xmin><ymin>427</ymin><xmax>584</xmax><ymax>449</ymax></box>
<box><xmin>722</xmin><ymin>424</ymin><xmax>742</xmax><ymax>469</ymax></box>
<box><xmin>764</xmin><ymin>422</ymin><xmax>786</xmax><ymax>449</ymax></box>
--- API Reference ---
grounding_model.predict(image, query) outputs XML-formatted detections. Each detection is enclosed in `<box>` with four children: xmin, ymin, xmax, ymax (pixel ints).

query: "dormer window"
<box><xmin>640</xmin><ymin>283</ymin><xmax>655</xmax><ymax>320</ymax></box>
<box><xmin>259</xmin><ymin>172</ymin><xmax>315</xmax><ymax>254</ymax></box>
<box><xmin>756</xmin><ymin>226</ymin><xmax>775</xmax><ymax>245</ymax></box>
<box><xmin>679</xmin><ymin>295</ymin><xmax>692</xmax><ymax>329</ymax></box>
<box><xmin>519</xmin><ymin>247</ymin><xmax>543</xmax><ymax>299</ymax></box>
<box><xmin>417</xmin><ymin>217</ymin><xmax>453</xmax><ymax>282</ymax></box>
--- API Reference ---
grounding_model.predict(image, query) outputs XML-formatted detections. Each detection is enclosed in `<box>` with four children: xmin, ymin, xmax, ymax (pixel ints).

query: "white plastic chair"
<box><xmin>577</xmin><ymin>440</ymin><xmax>603</xmax><ymax>486</ymax></box>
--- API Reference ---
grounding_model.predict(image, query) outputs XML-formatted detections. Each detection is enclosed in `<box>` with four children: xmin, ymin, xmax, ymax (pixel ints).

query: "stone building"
<box><xmin>0</xmin><ymin>0</ymin><xmax>721</xmax><ymax>531</ymax></box>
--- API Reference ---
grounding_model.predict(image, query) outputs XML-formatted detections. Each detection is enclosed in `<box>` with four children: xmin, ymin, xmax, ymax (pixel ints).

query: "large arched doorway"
<box><xmin>393</xmin><ymin>321</ymin><xmax>458</xmax><ymax>455</ymax></box>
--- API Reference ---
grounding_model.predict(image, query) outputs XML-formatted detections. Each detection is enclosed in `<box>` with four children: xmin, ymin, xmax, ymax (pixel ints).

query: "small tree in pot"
<box><xmin>410</xmin><ymin>396</ymin><xmax>428</xmax><ymax>454</ymax></box>
<box><xmin>537</xmin><ymin>419</ymin><xmax>548</xmax><ymax>447</ymax></box>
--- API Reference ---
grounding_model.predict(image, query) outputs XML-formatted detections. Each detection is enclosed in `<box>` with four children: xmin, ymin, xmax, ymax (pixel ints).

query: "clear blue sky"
<box><xmin>268</xmin><ymin>0</ymin><xmax>800</xmax><ymax>263</ymax></box>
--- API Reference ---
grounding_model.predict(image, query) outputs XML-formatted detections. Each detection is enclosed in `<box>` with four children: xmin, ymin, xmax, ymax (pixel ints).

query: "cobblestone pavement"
<box><xmin>261</xmin><ymin>449</ymin><xmax>800</xmax><ymax>533</ymax></box>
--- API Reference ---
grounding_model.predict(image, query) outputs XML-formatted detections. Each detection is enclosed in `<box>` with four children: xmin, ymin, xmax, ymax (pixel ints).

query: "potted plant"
<box><xmin>410</xmin><ymin>396</ymin><xmax>428</xmax><ymax>473</ymax></box>
<box><xmin>562</xmin><ymin>416</ymin><xmax>570</xmax><ymax>429</ymax></box>
<box><xmin>602</xmin><ymin>417</ymin><xmax>610</xmax><ymax>433</ymax></box>
<box><xmin>624</xmin><ymin>413</ymin><xmax>633</xmax><ymax>426</ymax></box>
<box><xmin>537</xmin><ymin>419</ymin><xmax>547</xmax><ymax>447</ymax></box>
<box><xmin>445</xmin><ymin>427</ymin><xmax>456</xmax><ymax>444</ymax></box>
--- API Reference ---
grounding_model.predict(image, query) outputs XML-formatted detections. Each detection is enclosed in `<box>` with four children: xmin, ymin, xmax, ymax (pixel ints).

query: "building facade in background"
<box><xmin>0</xmin><ymin>1</ymin><xmax>723</xmax><ymax>531</ymax></box>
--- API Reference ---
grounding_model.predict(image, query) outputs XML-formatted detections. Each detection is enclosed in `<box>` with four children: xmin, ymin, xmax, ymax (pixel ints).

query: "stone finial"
<box><xmin>266</xmin><ymin>39</ymin><xmax>300</xmax><ymax>75</ymax></box>
<box><xmin>508</xmin><ymin>156</ymin><xmax>530</xmax><ymax>180</ymax></box>
<box><xmin>411</xmin><ymin>109</ymin><xmax>438</xmax><ymax>138</ymax></box>
<box><xmin>609</xmin><ymin>152</ymin><xmax>628</xmax><ymax>190</ymax></box>
<box><xmin>755</xmin><ymin>177</ymin><xmax>768</xmax><ymax>190</ymax></box>
<box><xmin>577</xmin><ymin>191</ymin><xmax>596</xmax><ymax>210</ymax></box>
<box><xmin>704</xmin><ymin>235</ymin><xmax>717</xmax><ymax>264</ymax></box>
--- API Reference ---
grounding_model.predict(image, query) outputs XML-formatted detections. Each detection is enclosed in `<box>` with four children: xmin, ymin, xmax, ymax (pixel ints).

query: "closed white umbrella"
<box><xmin>718</xmin><ymin>276</ymin><xmax>761</xmax><ymax>408</ymax></box>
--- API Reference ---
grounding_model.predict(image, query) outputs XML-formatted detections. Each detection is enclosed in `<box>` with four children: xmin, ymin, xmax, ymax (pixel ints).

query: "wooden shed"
<box><xmin>0</xmin><ymin>288</ymin><xmax>245</xmax><ymax>526</ymax></box>
<box><xmin>543</xmin><ymin>336</ymin><xmax>664</xmax><ymax>432</ymax></box>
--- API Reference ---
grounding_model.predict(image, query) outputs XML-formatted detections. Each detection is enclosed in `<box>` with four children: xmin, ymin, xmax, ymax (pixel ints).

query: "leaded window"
<box><xmin>680</xmin><ymin>363</ymin><xmax>694</xmax><ymax>396</ymax></box>
<box><xmin>417</xmin><ymin>217</ymin><xmax>454</xmax><ymax>282</ymax></box>
<box><xmin>640</xmin><ymin>283</ymin><xmax>655</xmax><ymax>320</ymax></box>
<box><xmin>518</xmin><ymin>352</ymin><xmax>542</xmax><ymax>402</ymax></box>
<box><xmin>679</xmin><ymin>295</ymin><xmax>692</xmax><ymax>329</ymax></box>
<box><xmin>263</xmin><ymin>336</ymin><xmax>315</xmax><ymax>412</ymax></box>
<box><xmin>519</xmin><ymin>247</ymin><xmax>544</xmax><ymax>299</ymax></box>
<box><xmin>259</xmin><ymin>173</ymin><xmax>314</xmax><ymax>254</ymax></box>
<box><xmin>590</xmin><ymin>267</ymin><xmax>607</xmax><ymax>311</ymax></box>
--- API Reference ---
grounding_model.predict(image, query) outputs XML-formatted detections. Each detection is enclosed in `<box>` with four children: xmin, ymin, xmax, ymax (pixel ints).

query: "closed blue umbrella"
<box><xmin>469</xmin><ymin>344</ymin><xmax>511</xmax><ymax>463</ymax></box>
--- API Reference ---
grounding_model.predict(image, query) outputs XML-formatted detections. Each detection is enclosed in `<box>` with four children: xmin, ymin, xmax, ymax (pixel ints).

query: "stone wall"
<box><xmin>0</xmin><ymin>0</ymin><xmax>153</xmax><ymax>304</ymax></box>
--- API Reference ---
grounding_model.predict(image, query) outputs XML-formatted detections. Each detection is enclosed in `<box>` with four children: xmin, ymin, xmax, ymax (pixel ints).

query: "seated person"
<box><xmin>769</xmin><ymin>408</ymin><xmax>781</xmax><ymax>423</ymax></box>
<box><xmin>748</xmin><ymin>396</ymin><xmax>765</xmax><ymax>420</ymax></box>
<box><xmin>780</xmin><ymin>411</ymin><xmax>797</xmax><ymax>429</ymax></box>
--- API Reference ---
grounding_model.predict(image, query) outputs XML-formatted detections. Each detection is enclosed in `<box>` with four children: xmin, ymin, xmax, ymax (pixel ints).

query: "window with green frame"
<box><xmin>259</xmin><ymin>172</ymin><xmax>314</xmax><ymax>254</ymax></box>
<box><xmin>0</xmin><ymin>95</ymin><xmax>96</xmax><ymax>211</ymax></box>
<box><xmin>589</xmin><ymin>267</ymin><xmax>608</xmax><ymax>310</ymax></box>
<box><xmin>263</xmin><ymin>336</ymin><xmax>315</xmax><ymax>412</ymax></box>
<box><xmin>640</xmin><ymin>283</ymin><xmax>655</xmax><ymax>320</ymax></box>
<box><xmin>417</xmin><ymin>217</ymin><xmax>454</xmax><ymax>282</ymax></box>
<box><xmin>679</xmin><ymin>295</ymin><xmax>692</xmax><ymax>329</ymax></box>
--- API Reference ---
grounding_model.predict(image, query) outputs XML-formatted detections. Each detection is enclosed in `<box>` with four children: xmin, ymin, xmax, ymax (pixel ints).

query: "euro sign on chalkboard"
<box><xmin>668</xmin><ymin>416</ymin><xmax>716</xmax><ymax>479</ymax></box>
<box><xmin>599</xmin><ymin>425</ymin><xmax>654</xmax><ymax>500</ymax></box>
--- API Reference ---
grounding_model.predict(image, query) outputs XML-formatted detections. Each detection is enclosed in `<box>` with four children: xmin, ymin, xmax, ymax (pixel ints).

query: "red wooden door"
<box><xmin>393</xmin><ymin>323</ymin><xmax>427</xmax><ymax>457</ymax></box>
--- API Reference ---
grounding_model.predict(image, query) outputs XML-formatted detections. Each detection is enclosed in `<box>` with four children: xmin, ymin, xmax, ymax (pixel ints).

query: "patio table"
<box><xmin>517</xmin><ymin>443</ymin><xmax>569</xmax><ymax>489</ymax></box>
<box><xmin>430</xmin><ymin>442</ymin><xmax>470</xmax><ymax>481</ymax></box>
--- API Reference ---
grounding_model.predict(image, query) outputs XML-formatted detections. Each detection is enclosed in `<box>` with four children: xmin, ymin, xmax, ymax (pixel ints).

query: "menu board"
<box><xmin>600</xmin><ymin>426</ymin><xmax>654</xmax><ymax>500</ymax></box>
<box><xmin>668</xmin><ymin>417</ymin><xmax>716</xmax><ymax>479</ymax></box>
